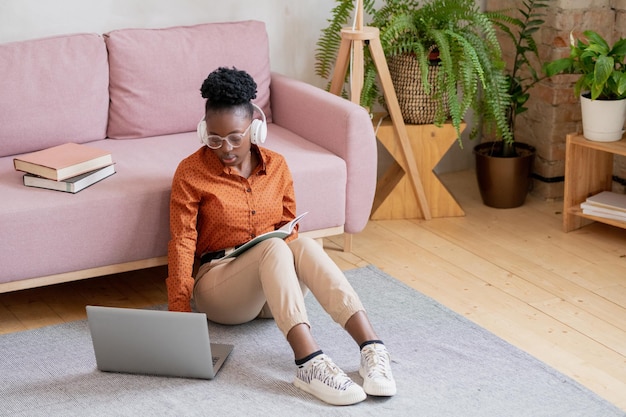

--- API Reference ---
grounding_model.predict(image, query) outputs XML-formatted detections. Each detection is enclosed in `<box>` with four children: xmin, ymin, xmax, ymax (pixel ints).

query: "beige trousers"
<box><xmin>193</xmin><ymin>236</ymin><xmax>365</xmax><ymax>338</ymax></box>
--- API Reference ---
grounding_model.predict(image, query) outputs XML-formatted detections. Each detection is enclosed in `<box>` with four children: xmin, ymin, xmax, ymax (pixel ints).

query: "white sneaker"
<box><xmin>294</xmin><ymin>354</ymin><xmax>366</xmax><ymax>406</ymax></box>
<box><xmin>359</xmin><ymin>343</ymin><xmax>397</xmax><ymax>396</ymax></box>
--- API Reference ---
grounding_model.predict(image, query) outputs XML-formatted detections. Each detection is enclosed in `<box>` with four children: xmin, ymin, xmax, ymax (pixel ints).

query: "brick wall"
<box><xmin>486</xmin><ymin>0</ymin><xmax>626</xmax><ymax>198</ymax></box>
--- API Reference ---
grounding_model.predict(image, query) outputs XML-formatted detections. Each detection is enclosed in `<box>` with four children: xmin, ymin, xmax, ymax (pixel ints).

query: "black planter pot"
<box><xmin>473</xmin><ymin>142</ymin><xmax>536</xmax><ymax>208</ymax></box>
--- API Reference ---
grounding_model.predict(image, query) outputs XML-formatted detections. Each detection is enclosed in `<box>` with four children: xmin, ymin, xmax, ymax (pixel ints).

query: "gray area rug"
<box><xmin>1</xmin><ymin>265</ymin><xmax>624</xmax><ymax>417</ymax></box>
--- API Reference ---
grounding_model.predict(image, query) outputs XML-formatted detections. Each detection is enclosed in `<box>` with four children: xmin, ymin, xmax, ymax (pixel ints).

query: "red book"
<box><xmin>13</xmin><ymin>143</ymin><xmax>113</xmax><ymax>181</ymax></box>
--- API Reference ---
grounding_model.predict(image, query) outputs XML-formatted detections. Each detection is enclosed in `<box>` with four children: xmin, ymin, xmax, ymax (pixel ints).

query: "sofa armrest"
<box><xmin>269</xmin><ymin>73</ymin><xmax>376</xmax><ymax>234</ymax></box>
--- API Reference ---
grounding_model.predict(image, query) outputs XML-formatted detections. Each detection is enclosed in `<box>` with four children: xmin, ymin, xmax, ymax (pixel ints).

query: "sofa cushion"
<box><xmin>0</xmin><ymin>134</ymin><xmax>197</xmax><ymax>284</ymax></box>
<box><xmin>0</xmin><ymin>33</ymin><xmax>109</xmax><ymax>158</ymax></box>
<box><xmin>0</xmin><ymin>127</ymin><xmax>345</xmax><ymax>284</ymax></box>
<box><xmin>105</xmin><ymin>21</ymin><xmax>272</xmax><ymax>140</ymax></box>
<box><xmin>264</xmin><ymin>125</ymin><xmax>346</xmax><ymax>232</ymax></box>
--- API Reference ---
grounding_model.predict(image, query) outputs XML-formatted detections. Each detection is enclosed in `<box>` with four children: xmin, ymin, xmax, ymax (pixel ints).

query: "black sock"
<box><xmin>360</xmin><ymin>340</ymin><xmax>384</xmax><ymax>350</ymax></box>
<box><xmin>295</xmin><ymin>350</ymin><xmax>323</xmax><ymax>366</ymax></box>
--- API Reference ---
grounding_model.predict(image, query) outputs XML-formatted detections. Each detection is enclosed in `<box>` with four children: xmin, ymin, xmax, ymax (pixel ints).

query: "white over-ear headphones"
<box><xmin>197</xmin><ymin>103</ymin><xmax>267</xmax><ymax>147</ymax></box>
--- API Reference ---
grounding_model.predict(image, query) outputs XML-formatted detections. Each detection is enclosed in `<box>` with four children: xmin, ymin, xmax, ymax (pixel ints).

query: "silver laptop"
<box><xmin>86</xmin><ymin>305</ymin><xmax>233</xmax><ymax>379</ymax></box>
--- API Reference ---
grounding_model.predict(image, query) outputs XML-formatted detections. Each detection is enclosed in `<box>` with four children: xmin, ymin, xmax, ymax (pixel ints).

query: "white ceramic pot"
<box><xmin>580</xmin><ymin>94</ymin><xmax>626</xmax><ymax>142</ymax></box>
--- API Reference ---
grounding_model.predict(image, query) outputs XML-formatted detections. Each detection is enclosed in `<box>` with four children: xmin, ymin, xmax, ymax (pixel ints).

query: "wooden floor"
<box><xmin>1</xmin><ymin>170</ymin><xmax>625</xmax><ymax>411</ymax></box>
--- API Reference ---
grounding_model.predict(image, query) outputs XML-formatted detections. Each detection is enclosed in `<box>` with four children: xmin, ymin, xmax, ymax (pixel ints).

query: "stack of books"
<box><xmin>13</xmin><ymin>143</ymin><xmax>115</xmax><ymax>193</ymax></box>
<box><xmin>580</xmin><ymin>191</ymin><xmax>626</xmax><ymax>222</ymax></box>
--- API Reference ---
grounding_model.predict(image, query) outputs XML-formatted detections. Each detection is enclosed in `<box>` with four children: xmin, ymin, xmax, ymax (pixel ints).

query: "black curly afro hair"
<box><xmin>200</xmin><ymin>67</ymin><xmax>257</xmax><ymax>115</ymax></box>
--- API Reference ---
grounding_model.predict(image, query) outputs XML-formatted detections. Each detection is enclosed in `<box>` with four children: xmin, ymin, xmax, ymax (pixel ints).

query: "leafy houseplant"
<box><xmin>471</xmin><ymin>0</ymin><xmax>552</xmax><ymax>208</ymax></box>
<box><xmin>544</xmin><ymin>30</ymin><xmax>626</xmax><ymax>100</ymax></box>
<box><xmin>315</xmin><ymin>0</ymin><xmax>513</xmax><ymax>146</ymax></box>
<box><xmin>484</xmin><ymin>0</ymin><xmax>552</xmax><ymax>157</ymax></box>
<box><xmin>544</xmin><ymin>30</ymin><xmax>626</xmax><ymax>142</ymax></box>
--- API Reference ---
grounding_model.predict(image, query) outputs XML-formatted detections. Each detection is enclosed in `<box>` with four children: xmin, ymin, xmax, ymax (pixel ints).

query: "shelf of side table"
<box><xmin>563</xmin><ymin>133</ymin><xmax>626</xmax><ymax>232</ymax></box>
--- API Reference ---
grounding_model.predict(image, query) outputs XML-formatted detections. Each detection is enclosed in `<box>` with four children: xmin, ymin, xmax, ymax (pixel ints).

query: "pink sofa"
<box><xmin>0</xmin><ymin>21</ymin><xmax>377</xmax><ymax>292</ymax></box>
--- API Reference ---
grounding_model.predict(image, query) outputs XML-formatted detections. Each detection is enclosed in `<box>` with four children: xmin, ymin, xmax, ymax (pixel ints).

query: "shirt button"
<box><xmin>246</xmin><ymin>188</ymin><xmax>252</xmax><ymax>192</ymax></box>
<box><xmin>251</xmin><ymin>210</ymin><xmax>256</xmax><ymax>215</ymax></box>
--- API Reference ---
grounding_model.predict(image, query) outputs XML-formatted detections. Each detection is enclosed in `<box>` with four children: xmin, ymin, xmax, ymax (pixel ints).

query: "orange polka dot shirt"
<box><xmin>166</xmin><ymin>145</ymin><xmax>298</xmax><ymax>312</ymax></box>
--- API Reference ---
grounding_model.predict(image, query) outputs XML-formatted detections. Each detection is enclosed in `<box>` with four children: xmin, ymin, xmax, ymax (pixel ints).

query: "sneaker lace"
<box><xmin>308</xmin><ymin>356</ymin><xmax>354</xmax><ymax>391</ymax></box>
<box><xmin>363</xmin><ymin>345</ymin><xmax>392</xmax><ymax>379</ymax></box>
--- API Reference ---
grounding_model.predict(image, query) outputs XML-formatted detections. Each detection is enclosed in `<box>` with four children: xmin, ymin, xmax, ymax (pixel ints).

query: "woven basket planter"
<box><xmin>387</xmin><ymin>53</ymin><xmax>449</xmax><ymax>125</ymax></box>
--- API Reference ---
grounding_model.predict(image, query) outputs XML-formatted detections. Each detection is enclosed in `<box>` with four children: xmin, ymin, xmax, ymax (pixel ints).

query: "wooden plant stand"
<box><xmin>371</xmin><ymin>115</ymin><xmax>465</xmax><ymax>220</ymax></box>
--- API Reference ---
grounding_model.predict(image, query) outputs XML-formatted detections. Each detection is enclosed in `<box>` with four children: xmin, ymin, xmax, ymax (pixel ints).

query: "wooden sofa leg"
<box><xmin>344</xmin><ymin>233</ymin><xmax>353</xmax><ymax>253</ymax></box>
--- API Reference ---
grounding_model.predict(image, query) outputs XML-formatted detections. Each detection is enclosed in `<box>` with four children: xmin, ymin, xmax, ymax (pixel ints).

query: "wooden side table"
<box><xmin>371</xmin><ymin>116</ymin><xmax>465</xmax><ymax>220</ymax></box>
<box><xmin>563</xmin><ymin>133</ymin><xmax>626</xmax><ymax>232</ymax></box>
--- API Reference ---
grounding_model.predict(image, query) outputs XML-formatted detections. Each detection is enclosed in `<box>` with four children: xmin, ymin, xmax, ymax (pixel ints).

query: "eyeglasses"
<box><xmin>205</xmin><ymin>123</ymin><xmax>252</xmax><ymax>149</ymax></box>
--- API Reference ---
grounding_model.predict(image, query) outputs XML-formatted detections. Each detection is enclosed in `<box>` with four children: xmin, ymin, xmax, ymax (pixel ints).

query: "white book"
<box><xmin>581</xmin><ymin>207</ymin><xmax>626</xmax><ymax>222</ymax></box>
<box><xmin>580</xmin><ymin>201</ymin><xmax>626</xmax><ymax>218</ymax></box>
<box><xmin>583</xmin><ymin>191</ymin><xmax>626</xmax><ymax>213</ymax></box>
<box><xmin>23</xmin><ymin>164</ymin><xmax>116</xmax><ymax>193</ymax></box>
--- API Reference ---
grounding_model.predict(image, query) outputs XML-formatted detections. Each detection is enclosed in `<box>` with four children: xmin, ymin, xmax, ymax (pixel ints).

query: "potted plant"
<box><xmin>315</xmin><ymin>0</ymin><xmax>512</xmax><ymax>147</ymax></box>
<box><xmin>472</xmin><ymin>0</ymin><xmax>553</xmax><ymax>208</ymax></box>
<box><xmin>544</xmin><ymin>30</ymin><xmax>626</xmax><ymax>142</ymax></box>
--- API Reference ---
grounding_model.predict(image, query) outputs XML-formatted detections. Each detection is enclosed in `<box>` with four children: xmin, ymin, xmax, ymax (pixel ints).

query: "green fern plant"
<box><xmin>315</xmin><ymin>0</ymin><xmax>513</xmax><ymax>146</ymax></box>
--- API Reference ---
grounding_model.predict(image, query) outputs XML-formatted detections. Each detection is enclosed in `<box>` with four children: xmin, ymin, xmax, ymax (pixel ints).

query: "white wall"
<box><xmin>0</xmin><ymin>0</ymin><xmax>474</xmax><ymax>172</ymax></box>
<box><xmin>0</xmin><ymin>0</ymin><xmax>336</xmax><ymax>87</ymax></box>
